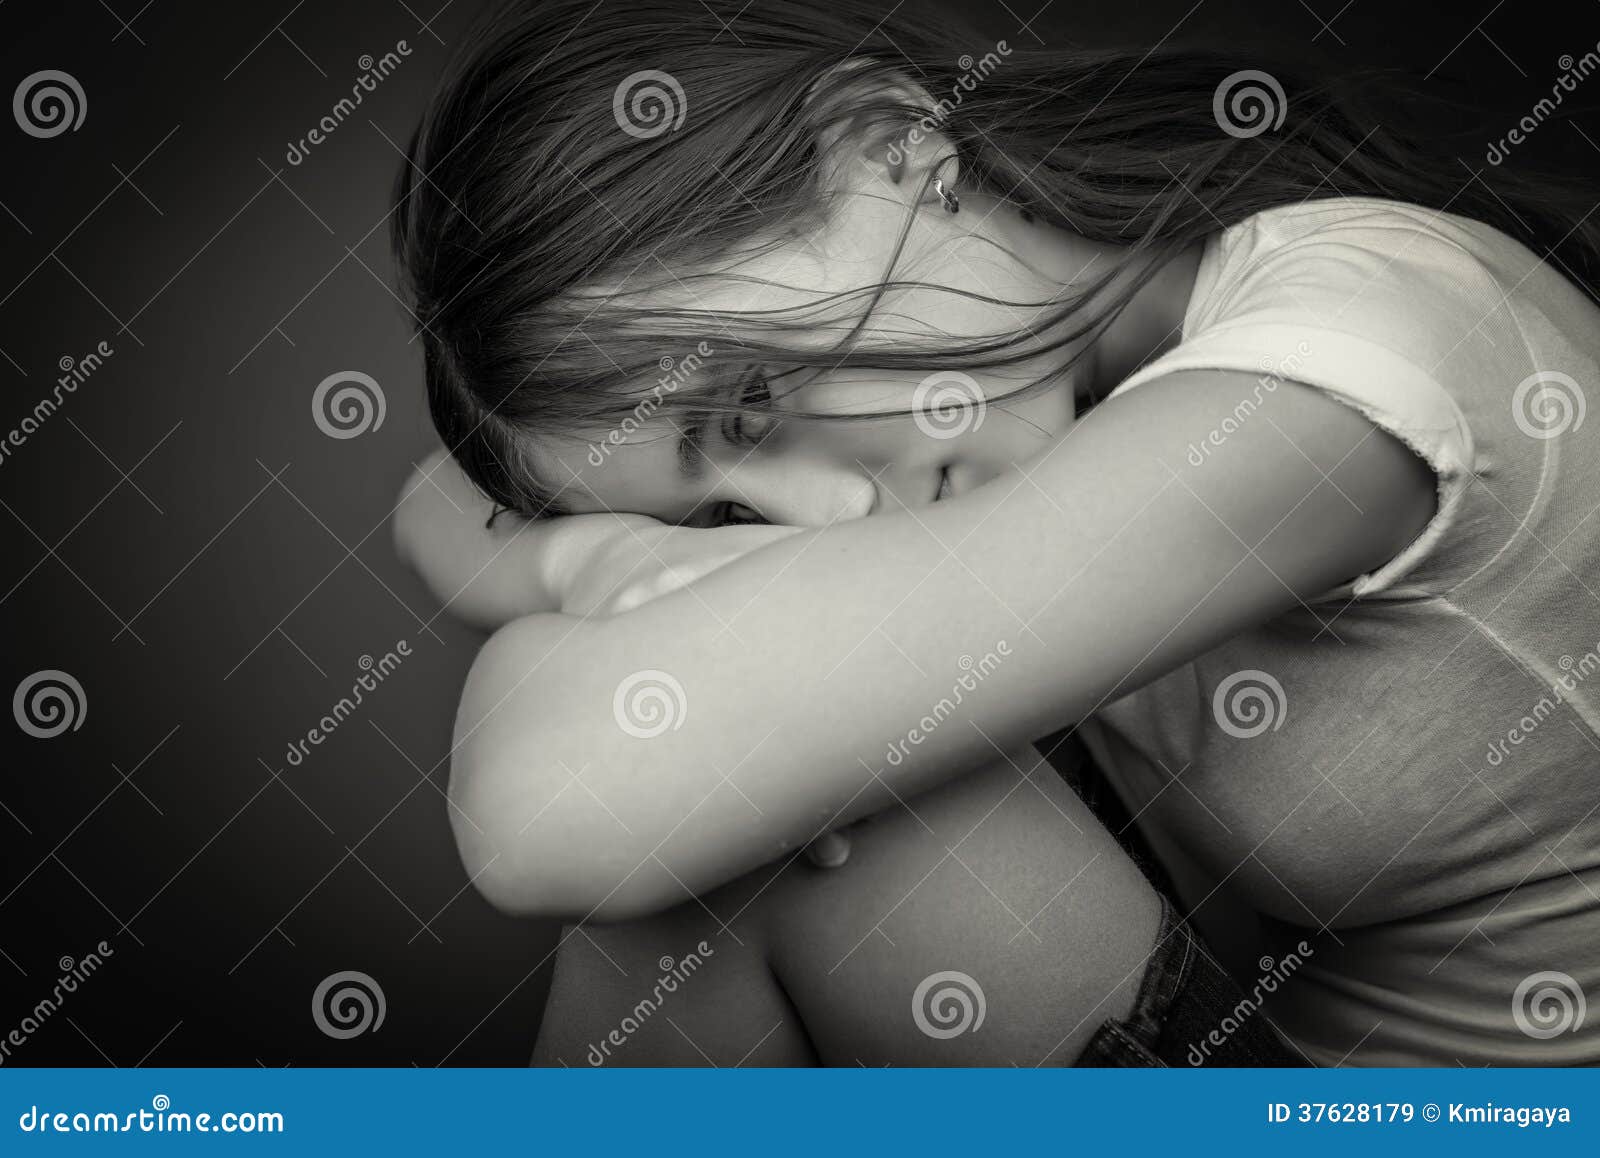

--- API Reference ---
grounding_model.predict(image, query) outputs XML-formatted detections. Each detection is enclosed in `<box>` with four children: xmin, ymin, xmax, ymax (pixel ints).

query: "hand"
<box><xmin>394</xmin><ymin>448</ymin><xmax>660</xmax><ymax>629</ymax></box>
<box><xmin>556</xmin><ymin>519</ymin><xmax>806</xmax><ymax>618</ymax></box>
<box><xmin>804</xmin><ymin>828</ymin><xmax>853</xmax><ymax>869</ymax></box>
<box><xmin>396</xmin><ymin>449</ymin><xmax>807</xmax><ymax>627</ymax></box>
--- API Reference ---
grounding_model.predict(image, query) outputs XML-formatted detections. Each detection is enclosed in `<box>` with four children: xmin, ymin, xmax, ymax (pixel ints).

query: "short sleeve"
<box><xmin>1107</xmin><ymin>205</ymin><xmax>1496</xmax><ymax>599</ymax></box>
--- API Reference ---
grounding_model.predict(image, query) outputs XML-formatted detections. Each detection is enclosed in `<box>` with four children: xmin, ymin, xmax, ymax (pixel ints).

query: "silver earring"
<box><xmin>933</xmin><ymin>176</ymin><xmax>960</xmax><ymax>214</ymax></box>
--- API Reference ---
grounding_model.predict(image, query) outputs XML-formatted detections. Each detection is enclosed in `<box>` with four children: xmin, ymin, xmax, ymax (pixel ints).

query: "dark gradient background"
<box><xmin>1</xmin><ymin>0</ymin><xmax>1596</xmax><ymax>1066</ymax></box>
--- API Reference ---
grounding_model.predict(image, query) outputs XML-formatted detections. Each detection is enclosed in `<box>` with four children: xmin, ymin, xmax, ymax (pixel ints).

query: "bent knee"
<box><xmin>758</xmin><ymin>747</ymin><xmax>1162</xmax><ymax>1065</ymax></box>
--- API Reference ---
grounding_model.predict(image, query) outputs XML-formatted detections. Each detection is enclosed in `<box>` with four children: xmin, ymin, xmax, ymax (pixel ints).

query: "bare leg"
<box><xmin>533</xmin><ymin>745</ymin><xmax>1161</xmax><ymax>1066</ymax></box>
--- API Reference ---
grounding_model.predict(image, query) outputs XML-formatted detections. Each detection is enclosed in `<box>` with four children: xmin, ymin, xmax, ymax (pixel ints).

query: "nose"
<box><xmin>717</xmin><ymin>451</ymin><xmax>878</xmax><ymax>526</ymax></box>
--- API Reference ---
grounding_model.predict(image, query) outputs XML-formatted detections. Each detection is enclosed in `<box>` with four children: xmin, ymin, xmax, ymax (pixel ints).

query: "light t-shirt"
<box><xmin>1076</xmin><ymin>196</ymin><xmax>1600</xmax><ymax>1065</ymax></box>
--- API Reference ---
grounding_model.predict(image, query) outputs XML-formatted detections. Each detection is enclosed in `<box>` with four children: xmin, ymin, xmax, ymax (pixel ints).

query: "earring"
<box><xmin>933</xmin><ymin>176</ymin><xmax>960</xmax><ymax>215</ymax></box>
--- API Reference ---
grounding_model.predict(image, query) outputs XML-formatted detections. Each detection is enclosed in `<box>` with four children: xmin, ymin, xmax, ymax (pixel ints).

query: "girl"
<box><xmin>392</xmin><ymin>0</ymin><xmax>1600</xmax><ymax>1065</ymax></box>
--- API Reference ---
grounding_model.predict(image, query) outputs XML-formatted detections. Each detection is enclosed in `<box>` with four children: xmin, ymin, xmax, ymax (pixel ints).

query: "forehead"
<box><xmin>536</xmin><ymin>416</ymin><xmax>692</xmax><ymax>518</ymax></box>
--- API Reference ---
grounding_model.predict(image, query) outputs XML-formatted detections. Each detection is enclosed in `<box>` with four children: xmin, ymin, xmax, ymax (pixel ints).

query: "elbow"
<box><xmin>450</xmin><ymin>778</ymin><xmax>682</xmax><ymax>923</ymax></box>
<box><xmin>445</xmin><ymin>618</ymin><xmax>687</xmax><ymax>924</ymax></box>
<box><xmin>457</xmin><ymin>829</ymin><xmax>682</xmax><ymax>923</ymax></box>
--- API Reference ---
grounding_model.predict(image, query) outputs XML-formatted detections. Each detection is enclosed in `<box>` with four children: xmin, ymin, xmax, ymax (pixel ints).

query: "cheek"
<box><xmin>957</xmin><ymin>375</ymin><xmax>1078</xmax><ymax>468</ymax></box>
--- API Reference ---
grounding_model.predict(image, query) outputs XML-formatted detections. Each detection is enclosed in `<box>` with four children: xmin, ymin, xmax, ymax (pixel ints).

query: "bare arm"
<box><xmin>393</xmin><ymin>448</ymin><xmax>802</xmax><ymax>628</ymax></box>
<box><xmin>450</xmin><ymin>371</ymin><xmax>1436</xmax><ymax>920</ymax></box>
<box><xmin>392</xmin><ymin>448</ymin><xmax>575</xmax><ymax>631</ymax></box>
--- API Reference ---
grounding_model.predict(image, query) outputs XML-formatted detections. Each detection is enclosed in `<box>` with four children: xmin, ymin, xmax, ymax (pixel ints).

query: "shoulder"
<box><xmin>1093</xmin><ymin>366</ymin><xmax>1437</xmax><ymax>591</ymax></box>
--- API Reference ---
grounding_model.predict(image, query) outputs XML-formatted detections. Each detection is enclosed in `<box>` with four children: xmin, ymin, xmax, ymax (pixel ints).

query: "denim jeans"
<box><xmin>1074</xmin><ymin>893</ymin><xmax>1309</xmax><ymax>1066</ymax></box>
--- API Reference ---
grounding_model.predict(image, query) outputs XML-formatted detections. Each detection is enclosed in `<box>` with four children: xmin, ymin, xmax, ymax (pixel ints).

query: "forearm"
<box><xmin>395</xmin><ymin>448</ymin><xmax>799</xmax><ymax>629</ymax></box>
<box><xmin>452</xmin><ymin>373</ymin><xmax>1431</xmax><ymax>918</ymax></box>
<box><xmin>393</xmin><ymin>449</ymin><xmax>558</xmax><ymax>631</ymax></box>
<box><xmin>454</xmin><ymin>475</ymin><xmax>1126</xmax><ymax>919</ymax></box>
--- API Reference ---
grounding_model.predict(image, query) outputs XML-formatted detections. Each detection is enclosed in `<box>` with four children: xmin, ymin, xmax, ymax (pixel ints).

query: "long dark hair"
<box><xmin>392</xmin><ymin>0</ymin><xmax>1599</xmax><ymax>519</ymax></box>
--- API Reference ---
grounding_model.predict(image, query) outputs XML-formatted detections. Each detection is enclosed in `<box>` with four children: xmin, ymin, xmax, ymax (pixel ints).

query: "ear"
<box><xmin>808</xmin><ymin>60</ymin><xmax>960</xmax><ymax>211</ymax></box>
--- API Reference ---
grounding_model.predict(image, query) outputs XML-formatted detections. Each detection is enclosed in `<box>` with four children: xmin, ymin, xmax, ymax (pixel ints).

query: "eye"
<box><xmin>716</xmin><ymin>501</ymin><xmax>767</xmax><ymax>527</ymax></box>
<box><xmin>723</xmin><ymin>372</ymin><xmax>775</xmax><ymax>447</ymax></box>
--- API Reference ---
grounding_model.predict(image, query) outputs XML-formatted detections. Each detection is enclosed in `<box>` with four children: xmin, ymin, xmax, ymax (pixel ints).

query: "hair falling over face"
<box><xmin>392</xmin><ymin>0</ymin><xmax>1600</xmax><ymax>521</ymax></box>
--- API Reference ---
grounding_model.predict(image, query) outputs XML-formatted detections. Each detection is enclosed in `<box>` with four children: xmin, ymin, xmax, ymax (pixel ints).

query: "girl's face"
<box><xmin>534</xmin><ymin>156</ymin><xmax>1115</xmax><ymax>528</ymax></box>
